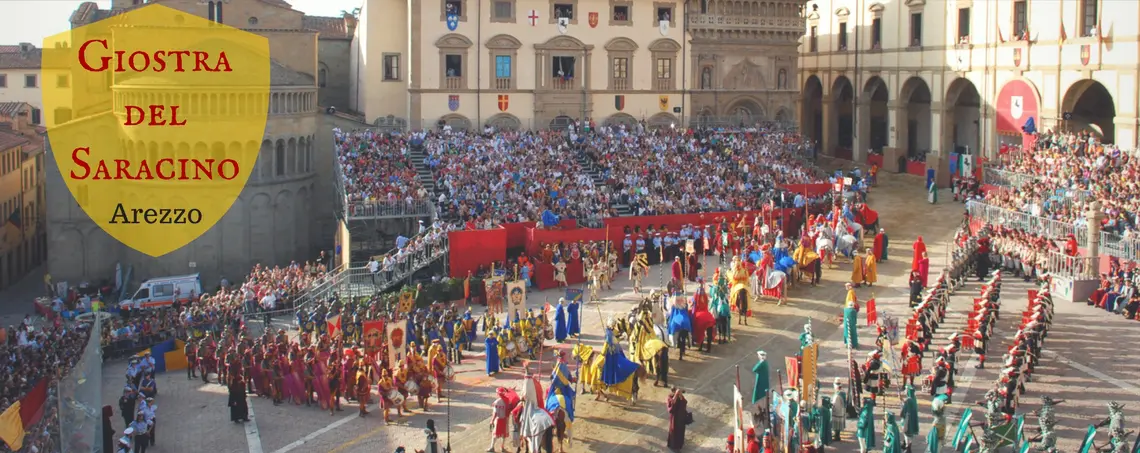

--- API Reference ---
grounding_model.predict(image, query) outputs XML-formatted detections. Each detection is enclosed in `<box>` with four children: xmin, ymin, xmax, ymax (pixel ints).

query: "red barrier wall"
<box><xmin>867</xmin><ymin>154</ymin><xmax>884</xmax><ymax>167</ymax></box>
<box><xmin>501</xmin><ymin>222</ymin><xmax>536</xmax><ymax>249</ymax></box>
<box><xmin>779</xmin><ymin>183</ymin><xmax>833</xmax><ymax>197</ymax></box>
<box><xmin>907</xmin><ymin>161</ymin><xmax>926</xmax><ymax>176</ymax></box>
<box><xmin>448</xmin><ymin>228</ymin><xmax>508</xmax><ymax>278</ymax></box>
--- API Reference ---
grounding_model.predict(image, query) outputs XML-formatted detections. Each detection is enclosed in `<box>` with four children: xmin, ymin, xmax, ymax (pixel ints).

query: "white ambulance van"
<box><xmin>118</xmin><ymin>274</ymin><xmax>203</xmax><ymax>309</ymax></box>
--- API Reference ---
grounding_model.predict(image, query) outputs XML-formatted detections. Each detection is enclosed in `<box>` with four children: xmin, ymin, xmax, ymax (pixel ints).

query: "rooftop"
<box><xmin>0</xmin><ymin>130</ymin><xmax>30</xmax><ymax>151</ymax></box>
<box><xmin>302</xmin><ymin>15</ymin><xmax>355</xmax><ymax>40</ymax></box>
<box><xmin>0</xmin><ymin>102</ymin><xmax>29</xmax><ymax>118</ymax></box>
<box><xmin>0</xmin><ymin>45</ymin><xmax>41</xmax><ymax>70</ymax></box>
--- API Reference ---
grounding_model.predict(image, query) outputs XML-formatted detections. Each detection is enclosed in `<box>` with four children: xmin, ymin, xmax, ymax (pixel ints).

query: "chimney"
<box><xmin>18</xmin><ymin>42</ymin><xmax>33</xmax><ymax>55</ymax></box>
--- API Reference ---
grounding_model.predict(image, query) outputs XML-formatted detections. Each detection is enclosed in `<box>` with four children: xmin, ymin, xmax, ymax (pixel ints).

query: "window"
<box><xmin>23</xmin><ymin>74</ymin><xmax>35</xmax><ymax>88</ymax></box>
<box><xmin>612</xmin><ymin>57</ymin><xmax>629</xmax><ymax>90</ymax></box>
<box><xmin>613</xmin><ymin>4</ymin><xmax>630</xmax><ymax>22</ymax></box>
<box><xmin>871</xmin><ymin>18</ymin><xmax>882</xmax><ymax>49</ymax></box>
<box><xmin>838</xmin><ymin>22</ymin><xmax>848</xmax><ymax>50</ymax></box>
<box><xmin>154</xmin><ymin>284</ymin><xmax>174</xmax><ymax>298</ymax></box>
<box><xmin>318</xmin><ymin>67</ymin><xmax>327</xmax><ymax>87</ymax></box>
<box><xmin>809</xmin><ymin>26</ymin><xmax>818</xmax><ymax>52</ymax></box>
<box><xmin>910</xmin><ymin>13</ymin><xmax>922</xmax><ymax>47</ymax></box>
<box><xmin>1013</xmin><ymin>0</ymin><xmax>1028</xmax><ymax>39</ymax></box>
<box><xmin>275</xmin><ymin>145</ymin><xmax>286</xmax><ymax>176</ymax></box>
<box><xmin>492</xmin><ymin>0</ymin><xmax>513</xmax><ymax>21</ymax></box>
<box><xmin>383</xmin><ymin>54</ymin><xmax>400</xmax><ymax>81</ymax></box>
<box><xmin>56</xmin><ymin>74</ymin><xmax>68</xmax><ymax>88</ymax></box>
<box><xmin>30</xmin><ymin>108</ymin><xmax>40</xmax><ymax>125</ymax></box>
<box><xmin>554</xmin><ymin>3</ymin><xmax>574</xmax><ymax>19</ymax></box>
<box><xmin>1079</xmin><ymin>0</ymin><xmax>1097</xmax><ymax>37</ymax></box>
<box><xmin>446</xmin><ymin>0</ymin><xmax>463</xmax><ymax>16</ymax></box>
<box><xmin>656</xmin><ymin>58</ymin><xmax>672</xmax><ymax>79</ymax></box>
<box><xmin>657</xmin><ymin>6</ymin><xmax>672</xmax><ymax>22</ymax></box>
<box><xmin>495</xmin><ymin>55</ymin><xmax>511</xmax><ymax>88</ymax></box>
<box><xmin>957</xmin><ymin>8</ymin><xmax>971</xmax><ymax>43</ymax></box>
<box><xmin>445</xmin><ymin>55</ymin><xmax>463</xmax><ymax>77</ymax></box>
<box><xmin>552</xmin><ymin>56</ymin><xmax>575</xmax><ymax>89</ymax></box>
<box><xmin>0</xmin><ymin>75</ymin><xmax>6</xmax><ymax>88</ymax></box>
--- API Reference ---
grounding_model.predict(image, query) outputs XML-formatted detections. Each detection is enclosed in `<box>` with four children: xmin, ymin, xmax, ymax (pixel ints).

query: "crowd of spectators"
<box><xmin>335</xmin><ymin>128</ymin><xmax>428</xmax><ymax>207</ymax></box>
<box><xmin>983</xmin><ymin>131</ymin><xmax>1139</xmax><ymax>235</ymax></box>
<box><xmin>0</xmin><ymin>318</ymin><xmax>92</xmax><ymax>453</ymax></box>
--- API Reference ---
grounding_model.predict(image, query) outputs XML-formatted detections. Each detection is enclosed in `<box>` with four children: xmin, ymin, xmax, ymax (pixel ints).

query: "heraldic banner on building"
<box><xmin>43</xmin><ymin>4</ymin><xmax>270</xmax><ymax>257</ymax></box>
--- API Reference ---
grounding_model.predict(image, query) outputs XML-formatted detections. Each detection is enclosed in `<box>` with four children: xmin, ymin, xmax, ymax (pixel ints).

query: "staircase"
<box><xmin>575</xmin><ymin>152</ymin><xmax>634</xmax><ymax>217</ymax></box>
<box><xmin>409</xmin><ymin>142</ymin><xmax>450</xmax><ymax>221</ymax></box>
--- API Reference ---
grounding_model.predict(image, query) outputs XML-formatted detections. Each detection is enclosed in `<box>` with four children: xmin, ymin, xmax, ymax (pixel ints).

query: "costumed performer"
<box><xmin>566</xmin><ymin>297</ymin><xmax>581</xmax><ymax>338</ymax></box>
<box><xmin>667</xmin><ymin>296</ymin><xmax>693</xmax><ymax>361</ymax></box>
<box><xmin>554</xmin><ymin>299</ymin><xmax>568</xmax><ymax>343</ymax></box>
<box><xmin>485</xmin><ymin>330</ymin><xmax>501</xmax><ymax>376</ymax></box>
<box><xmin>545</xmin><ymin>351</ymin><xmax>577</xmax><ymax>452</ymax></box>
<box><xmin>671</xmin><ymin>256</ymin><xmax>686</xmax><ymax>293</ymax></box>
<box><xmin>710</xmin><ymin>276</ymin><xmax>732</xmax><ymax>344</ymax></box>
<box><xmin>601</xmin><ymin>320</ymin><xmax>641</xmax><ymax>400</ymax></box>
<box><xmin>690</xmin><ymin>281</ymin><xmax>717</xmax><ymax>352</ymax></box>
<box><xmin>911</xmin><ymin>237</ymin><xmax>927</xmax><ymax>274</ymax></box>
<box><xmin>883</xmin><ymin>413</ymin><xmax>902</xmax><ymax>453</ymax></box>
<box><xmin>857</xmin><ymin>397</ymin><xmax>877</xmax><ymax>453</ymax></box>
<box><xmin>874</xmin><ymin>228</ymin><xmax>889</xmax><ymax>262</ymax></box>
<box><xmin>843</xmin><ymin>285</ymin><xmax>860</xmax><ymax>349</ymax></box>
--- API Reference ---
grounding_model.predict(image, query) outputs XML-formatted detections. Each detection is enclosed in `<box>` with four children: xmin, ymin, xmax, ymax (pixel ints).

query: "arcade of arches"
<box><xmin>802</xmin><ymin>74</ymin><xmax>1134</xmax><ymax>162</ymax></box>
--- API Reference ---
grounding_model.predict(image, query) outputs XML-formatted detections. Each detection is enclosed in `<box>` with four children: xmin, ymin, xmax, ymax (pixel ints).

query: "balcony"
<box><xmin>688</xmin><ymin>14</ymin><xmax>805</xmax><ymax>32</ymax></box>
<box><xmin>613</xmin><ymin>78</ymin><xmax>629</xmax><ymax>90</ymax></box>
<box><xmin>494</xmin><ymin>78</ymin><xmax>511</xmax><ymax>90</ymax></box>
<box><xmin>445</xmin><ymin>76</ymin><xmax>463</xmax><ymax>90</ymax></box>
<box><xmin>551</xmin><ymin>77</ymin><xmax>578</xmax><ymax>90</ymax></box>
<box><xmin>655</xmin><ymin>78</ymin><xmax>672</xmax><ymax>91</ymax></box>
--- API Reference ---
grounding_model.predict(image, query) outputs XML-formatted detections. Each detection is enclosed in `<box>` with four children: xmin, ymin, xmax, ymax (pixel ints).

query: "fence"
<box><xmin>59</xmin><ymin>313</ymin><xmax>104</xmax><ymax>453</ymax></box>
<box><xmin>982</xmin><ymin>167</ymin><xmax>1038</xmax><ymax>188</ymax></box>
<box><xmin>965</xmin><ymin>201</ymin><xmax>1087</xmax><ymax>248</ymax></box>
<box><xmin>1042</xmin><ymin>250</ymin><xmax>1098</xmax><ymax>280</ymax></box>
<box><xmin>1099</xmin><ymin>230</ymin><xmax>1140</xmax><ymax>262</ymax></box>
<box><xmin>347</xmin><ymin>200</ymin><xmax>435</xmax><ymax>220</ymax></box>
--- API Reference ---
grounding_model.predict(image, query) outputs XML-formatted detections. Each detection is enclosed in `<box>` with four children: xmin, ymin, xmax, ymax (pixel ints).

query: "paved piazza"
<box><xmin>101</xmin><ymin>170</ymin><xmax>1140</xmax><ymax>453</ymax></box>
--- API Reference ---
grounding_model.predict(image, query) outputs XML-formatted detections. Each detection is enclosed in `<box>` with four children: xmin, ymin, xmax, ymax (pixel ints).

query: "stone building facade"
<box><xmin>47</xmin><ymin>0</ymin><xmax>335</xmax><ymax>287</ymax></box>
<box><xmin>799</xmin><ymin>0</ymin><xmax>1140</xmax><ymax>165</ymax></box>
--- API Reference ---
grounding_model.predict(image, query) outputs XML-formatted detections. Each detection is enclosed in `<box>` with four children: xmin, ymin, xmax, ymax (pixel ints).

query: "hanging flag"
<box><xmin>327</xmin><ymin>314</ymin><xmax>342</xmax><ymax>337</ymax></box>
<box><xmin>565</xmin><ymin>288</ymin><xmax>582</xmax><ymax>303</ymax></box>
<box><xmin>866</xmin><ymin>297</ymin><xmax>878</xmax><ymax>326</ymax></box>
<box><xmin>557</xmin><ymin>17</ymin><xmax>569</xmax><ymax>34</ymax></box>
<box><xmin>1077</xmin><ymin>424</ymin><xmax>1098</xmax><ymax>453</ymax></box>
<box><xmin>386</xmin><ymin>322</ymin><xmax>407</xmax><ymax>365</ymax></box>
<box><xmin>505</xmin><ymin>280</ymin><xmax>527</xmax><ymax>315</ymax></box>
<box><xmin>362</xmin><ymin>320</ymin><xmax>384</xmax><ymax>353</ymax></box>
<box><xmin>1059</xmin><ymin>20</ymin><xmax>1067</xmax><ymax>45</ymax></box>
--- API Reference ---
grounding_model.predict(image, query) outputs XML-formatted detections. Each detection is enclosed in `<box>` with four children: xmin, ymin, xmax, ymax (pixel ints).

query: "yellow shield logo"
<box><xmin>659</xmin><ymin>95</ymin><xmax>669</xmax><ymax>111</ymax></box>
<box><xmin>43</xmin><ymin>5</ymin><xmax>270</xmax><ymax>257</ymax></box>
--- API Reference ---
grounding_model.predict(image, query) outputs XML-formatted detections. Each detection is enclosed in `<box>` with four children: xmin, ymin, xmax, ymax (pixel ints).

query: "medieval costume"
<box><xmin>856</xmin><ymin>398</ymin><xmax>877</xmax><ymax>453</ymax></box>
<box><xmin>554</xmin><ymin>300</ymin><xmax>568</xmax><ymax>343</ymax></box>
<box><xmin>228</xmin><ymin>377</ymin><xmax>250</xmax><ymax>423</ymax></box>
<box><xmin>874</xmin><ymin>229</ymin><xmax>889</xmax><ymax>262</ymax></box>
<box><xmin>751</xmin><ymin>351</ymin><xmax>770</xmax><ymax>405</ymax></box>
<box><xmin>566</xmin><ymin>298</ymin><xmax>580</xmax><ymax>337</ymax></box>
<box><xmin>667</xmin><ymin>390</ymin><xmax>688</xmax><ymax>451</ymax></box>
<box><xmin>843</xmin><ymin>299</ymin><xmax>860</xmax><ymax>349</ymax></box>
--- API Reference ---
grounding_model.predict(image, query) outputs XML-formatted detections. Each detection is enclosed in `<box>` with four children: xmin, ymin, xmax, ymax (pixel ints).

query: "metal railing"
<box><xmin>1042</xmin><ymin>250</ymin><xmax>1098</xmax><ymax>280</ymax></box>
<box><xmin>982</xmin><ymin>167</ymin><xmax>1038</xmax><ymax>188</ymax></box>
<box><xmin>347</xmin><ymin>199</ymin><xmax>435</xmax><ymax>219</ymax></box>
<box><xmin>59</xmin><ymin>314</ymin><xmax>103</xmax><ymax>453</ymax></box>
<box><xmin>1099</xmin><ymin>230</ymin><xmax>1140</xmax><ymax>262</ymax></box>
<box><xmin>966</xmin><ymin>201</ymin><xmax>1087</xmax><ymax>248</ymax></box>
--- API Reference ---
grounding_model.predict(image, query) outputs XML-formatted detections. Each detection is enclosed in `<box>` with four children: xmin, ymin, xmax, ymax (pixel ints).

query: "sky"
<box><xmin>0</xmin><ymin>0</ymin><xmax>364</xmax><ymax>46</ymax></box>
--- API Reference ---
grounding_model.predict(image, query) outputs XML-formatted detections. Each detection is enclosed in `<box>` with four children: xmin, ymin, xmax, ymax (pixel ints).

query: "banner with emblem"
<box><xmin>565</xmin><ymin>288</ymin><xmax>583</xmax><ymax>303</ymax></box>
<box><xmin>448</xmin><ymin>95</ymin><xmax>460</xmax><ymax>112</ymax></box>
<box><xmin>505</xmin><ymin>279</ymin><xmax>527</xmax><ymax>315</ymax></box>
<box><xmin>557</xmin><ymin>17</ymin><xmax>569</xmax><ymax>34</ymax></box>
<box><xmin>485</xmin><ymin>278</ymin><xmax>505</xmax><ymax>314</ymax></box>
<box><xmin>615</xmin><ymin>95</ymin><xmax>625</xmax><ymax>111</ymax></box>
<box><xmin>733</xmin><ymin>384</ymin><xmax>747</xmax><ymax>453</ymax></box>
<box><xmin>327</xmin><ymin>314</ymin><xmax>342</xmax><ymax>338</ymax></box>
<box><xmin>802</xmin><ymin>342</ymin><xmax>819</xmax><ymax>405</ymax></box>
<box><xmin>498</xmin><ymin>94</ymin><xmax>509</xmax><ymax>111</ymax></box>
<box><xmin>398</xmin><ymin>291</ymin><xmax>416</xmax><ymax>314</ymax></box>
<box><xmin>588</xmin><ymin>12</ymin><xmax>599</xmax><ymax>28</ymax></box>
<box><xmin>446</xmin><ymin>13</ymin><xmax>459</xmax><ymax>31</ymax></box>
<box><xmin>659</xmin><ymin>95</ymin><xmax>669</xmax><ymax>111</ymax></box>
<box><xmin>386</xmin><ymin>321</ymin><xmax>407</xmax><ymax>365</ymax></box>
<box><xmin>659</xmin><ymin>19</ymin><xmax>669</xmax><ymax>35</ymax></box>
<box><xmin>362</xmin><ymin>320</ymin><xmax>384</xmax><ymax>354</ymax></box>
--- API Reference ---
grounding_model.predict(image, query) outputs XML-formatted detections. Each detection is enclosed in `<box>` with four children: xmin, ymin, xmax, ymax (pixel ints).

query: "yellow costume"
<box><xmin>728</xmin><ymin>258</ymin><xmax>750</xmax><ymax>311</ymax></box>
<box><xmin>863</xmin><ymin>253</ymin><xmax>878</xmax><ymax>284</ymax></box>
<box><xmin>851</xmin><ymin>253</ymin><xmax>866</xmax><ymax>283</ymax></box>
<box><xmin>845</xmin><ymin>288</ymin><xmax>858</xmax><ymax>308</ymax></box>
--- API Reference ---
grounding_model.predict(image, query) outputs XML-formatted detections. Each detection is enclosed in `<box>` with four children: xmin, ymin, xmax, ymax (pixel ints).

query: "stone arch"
<box><xmin>725</xmin><ymin>96</ymin><xmax>767</xmax><ymax>124</ymax></box>
<box><xmin>435</xmin><ymin>33</ymin><xmax>474</xmax><ymax>49</ymax></box>
<box><xmin>486</xmin><ymin>34</ymin><xmax>522</xmax><ymax>50</ymax></box>
<box><xmin>273</xmin><ymin>139</ymin><xmax>286</xmax><ymax>178</ymax></box>
<box><xmin>647</xmin><ymin>112</ymin><xmax>680</xmax><ymax>129</ymax></box>
<box><xmin>863</xmin><ymin>76</ymin><xmax>890</xmax><ymax>154</ymax></box>
<box><xmin>317</xmin><ymin>63</ymin><xmax>329</xmax><ymax>87</ymax></box>
<box><xmin>605</xmin><ymin>113</ymin><xmax>639</xmax><ymax>129</ymax></box>
<box><xmin>296</xmin><ymin>137</ymin><xmax>307</xmax><ymax>173</ymax></box>
<box><xmin>485</xmin><ymin>113</ymin><xmax>522</xmax><ymax>130</ymax></box>
<box><xmin>1061</xmin><ymin>79</ymin><xmax>1116</xmax><ymax>142</ymax></box>
<box><xmin>802</xmin><ymin>74</ymin><xmax>824</xmax><ymax>146</ymax></box>
<box><xmin>775</xmin><ymin>108</ymin><xmax>792</xmax><ymax>124</ymax></box>
<box><xmin>438</xmin><ymin>113</ymin><xmax>472</xmax><ymax>131</ymax></box>
<box><xmin>604</xmin><ymin>37</ymin><xmax>639</xmax><ymax>52</ymax></box>
<box><xmin>535</xmin><ymin>35</ymin><xmax>591</xmax><ymax>51</ymax></box>
<box><xmin>273</xmin><ymin>189</ymin><xmax>295</xmax><ymax>265</ymax></box>
<box><xmin>647</xmin><ymin>38</ymin><xmax>682</xmax><ymax>53</ymax></box>
<box><xmin>247</xmin><ymin>192</ymin><xmax>273</xmax><ymax>265</ymax></box>
<box><xmin>945</xmin><ymin>77</ymin><xmax>981</xmax><ymax>154</ymax></box>
<box><xmin>549</xmin><ymin>115</ymin><xmax>575</xmax><ymax>130</ymax></box>
<box><xmin>296</xmin><ymin>186</ymin><xmax>311</xmax><ymax>257</ymax></box>
<box><xmin>832</xmin><ymin>75</ymin><xmax>855</xmax><ymax>155</ymax></box>
<box><xmin>899</xmin><ymin>76</ymin><xmax>933</xmax><ymax>159</ymax></box>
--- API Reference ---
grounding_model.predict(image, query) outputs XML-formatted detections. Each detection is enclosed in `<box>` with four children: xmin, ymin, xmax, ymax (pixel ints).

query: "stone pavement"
<box><xmin>96</xmin><ymin>171</ymin><xmax>1140</xmax><ymax>453</ymax></box>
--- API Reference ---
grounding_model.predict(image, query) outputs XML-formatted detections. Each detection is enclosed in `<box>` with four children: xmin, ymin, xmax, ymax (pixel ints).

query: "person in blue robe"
<box><xmin>444</xmin><ymin>317</ymin><xmax>455</xmax><ymax>340</ymax></box>
<box><xmin>667</xmin><ymin>298</ymin><xmax>693</xmax><ymax>361</ymax></box>
<box><xmin>520</xmin><ymin>265</ymin><xmax>531</xmax><ymax>288</ymax></box>
<box><xmin>566</xmin><ymin>298</ymin><xmax>581</xmax><ymax>337</ymax></box>
<box><xmin>554</xmin><ymin>299</ymin><xmax>568</xmax><ymax>342</ymax></box>
<box><xmin>406</xmin><ymin>317</ymin><xmax>418</xmax><ymax>347</ymax></box>
<box><xmin>485</xmin><ymin>331</ymin><xmax>501</xmax><ymax>375</ymax></box>
<box><xmin>545</xmin><ymin>351</ymin><xmax>577</xmax><ymax>424</ymax></box>
<box><xmin>601</xmin><ymin>326</ymin><xmax>639</xmax><ymax>386</ymax></box>
<box><xmin>463</xmin><ymin>309</ymin><xmax>477</xmax><ymax>344</ymax></box>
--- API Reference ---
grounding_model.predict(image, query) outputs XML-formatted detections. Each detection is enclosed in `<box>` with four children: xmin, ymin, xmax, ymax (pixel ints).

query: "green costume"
<box><xmin>928</xmin><ymin>182</ymin><xmax>938</xmax><ymax>204</ymax></box>
<box><xmin>843</xmin><ymin>306</ymin><xmax>860</xmax><ymax>349</ymax></box>
<box><xmin>857</xmin><ymin>398</ymin><xmax>877</xmax><ymax>451</ymax></box>
<box><xmin>711</xmin><ymin>285</ymin><xmax>732</xmax><ymax>338</ymax></box>
<box><xmin>751</xmin><ymin>355</ymin><xmax>770</xmax><ymax>405</ymax></box>
<box><xmin>925</xmin><ymin>426</ymin><xmax>940</xmax><ymax>453</ymax></box>
<box><xmin>817</xmin><ymin>396</ymin><xmax>834</xmax><ymax>446</ymax></box>
<box><xmin>884</xmin><ymin>413</ymin><xmax>903</xmax><ymax>453</ymax></box>
<box><xmin>901</xmin><ymin>384</ymin><xmax>920</xmax><ymax>437</ymax></box>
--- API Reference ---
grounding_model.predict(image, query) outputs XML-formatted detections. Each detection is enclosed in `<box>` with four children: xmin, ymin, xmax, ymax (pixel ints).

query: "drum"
<box><xmin>386</xmin><ymin>389</ymin><xmax>405</xmax><ymax>405</ymax></box>
<box><xmin>505</xmin><ymin>341</ymin><xmax>517</xmax><ymax>354</ymax></box>
<box><xmin>516</xmin><ymin>338</ymin><xmax>530</xmax><ymax>354</ymax></box>
<box><xmin>444</xmin><ymin>365</ymin><xmax>456</xmax><ymax>381</ymax></box>
<box><xmin>404</xmin><ymin>380</ymin><xmax>419</xmax><ymax>394</ymax></box>
<box><xmin>544</xmin><ymin>328</ymin><xmax>554</xmax><ymax>341</ymax></box>
<box><xmin>428</xmin><ymin>375</ymin><xmax>439</xmax><ymax>388</ymax></box>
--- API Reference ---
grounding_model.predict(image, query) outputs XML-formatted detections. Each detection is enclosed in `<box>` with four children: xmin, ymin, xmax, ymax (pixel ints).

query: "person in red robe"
<box><xmin>689</xmin><ymin>282</ymin><xmax>716</xmax><ymax>352</ymax></box>
<box><xmin>911</xmin><ymin>236</ymin><xmax>927</xmax><ymax>272</ymax></box>
<box><xmin>917</xmin><ymin>251</ymin><xmax>930</xmax><ymax>287</ymax></box>
<box><xmin>1064</xmin><ymin>234</ymin><xmax>1078</xmax><ymax>256</ymax></box>
<box><xmin>686</xmin><ymin>251</ymin><xmax>700</xmax><ymax>282</ymax></box>
<box><xmin>667</xmin><ymin>388</ymin><xmax>688</xmax><ymax>450</ymax></box>
<box><xmin>671</xmin><ymin>256</ymin><xmax>685</xmax><ymax>293</ymax></box>
<box><xmin>872</xmin><ymin>228</ymin><xmax>888</xmax><ymax>262</ymax></box>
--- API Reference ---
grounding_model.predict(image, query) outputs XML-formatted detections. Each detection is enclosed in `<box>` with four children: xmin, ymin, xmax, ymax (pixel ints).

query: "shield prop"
<box><xmin>1077</xmin><ymin>424</ymin><xmax>1097</xmax><ymax>453</ymax></box>
<box><xmin>558</xmin><ymin>17</ymin><xmax>569</xmax><ymax>34</ymax></box>
<box><xmin>991</xmin><ymin>421</ymin><xmax>1019</xmax><ymax>448</ymax></box>
<box><xmin>1080</xmin><ymin>44</ymin><xmax>1091</xmax><ymax>66</ymax></box>
<box><xmin>588</xmin><ymin>12</ymin><xmax>599</xmax><ymax>28</ymax></box>
<box><xmin>446</xmin><ymin>13</ymin><xmax>459</xmax><ymax>31</ymax></box>
<box><xmin>659</xmin><ymin>19</ymin><xmax>669</xmax><ymax>35</ymax></box>
<box><xmin>1013</xmin><ymin>48</ymin><xmax>1022</xmax><ymax>67</ymax></box>
<box><xmin>43</xmin><ymin>4</ymin><xmax>269</xmax><ymax>257</ymax></box>
<box><xmin>448</xmin><ymin>95</ymin><xmax>460</xmax><ymax>111</ymax></box>
<box><xmin>615</xmin><ymin>95</ymin><xmax>625</xmax><ymax>111</ymax></box>
<box><xmin>498</xmin><ymin>94</ymin><xmax>509</xmax><ymax>111</ymax></box>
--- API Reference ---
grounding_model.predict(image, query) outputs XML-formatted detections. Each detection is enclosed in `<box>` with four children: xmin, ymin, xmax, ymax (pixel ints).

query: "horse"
<box><xmin>571</xmin><ymin>344</ymin><xmax>645</xmax><ymax>405</ymax></box>
<box><xmin>816</xmin><ymin>237</ymin><xmax>837</xmax><ymax>269</ymax></box>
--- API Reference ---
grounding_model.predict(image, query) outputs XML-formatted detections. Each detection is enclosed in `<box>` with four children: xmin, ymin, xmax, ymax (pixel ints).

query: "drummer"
<box><xmin>376</xmin><ymin>368</ymin><xmax>404</xmax><ymax>424</ymax></box>
<box><xmin>393</xmin><ymin>364</ymin><xmax>413</xmax><ymax>413</ymax></box>
<box><xmin>427</xmin><ymin>339</ymin><xmax>449</xmax><ymax>401</ymax></box>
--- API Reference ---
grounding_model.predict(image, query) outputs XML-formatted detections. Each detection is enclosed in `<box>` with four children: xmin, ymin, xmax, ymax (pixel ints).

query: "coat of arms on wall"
<box><xmin>1080</xmin><ymin>44</ymin><xmax>1090</xmax><ymax>66</ymax></box>
<box><xmin>498</xmin><ymin>95</ymin><xmax>509</xmax><ymax>112</ymax></box>
<box><xmin>1013</xmin><ymin>48</ymin><xmax>1022</xmax><ymax>67</ymax></box>
<box><xmin>615</xmin><ymin>95</ymin><xmax>625</xmax><ymax>111</ymax></box>
<box><xmin>448</xmin><ymin>95</ymin><xmax>460</xmax><ymax>111</ymax></box>
<box><xmin>588</xmin><ymin>12</ymin><xmax>598</xmax><ymax>28</ymax></box>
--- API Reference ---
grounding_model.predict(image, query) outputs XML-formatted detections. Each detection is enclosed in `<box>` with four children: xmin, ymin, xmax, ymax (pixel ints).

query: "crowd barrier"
<box><xmin>965</xmin><ymin>201</ymin><xmax>1087</xmax><ymax>248</ymax></box>
<box><xmin>1042</xmin><ymin>250</ymin><xmax>1098</xmax><ymax>280</ymax></box>
<box><xmin>347</xmin><ymin>200</ymin><xmax>435</xmax><ymax>219</ymax></box>
<box><xmin>59</xmin><ymin>315</ymin><xmax>103</xmax><ymax>453</ymax></box>
<box><xmin>447</xmin><ymin>208</ymin><xmax>809</xmax><ymax>280</ymax></box>
<box><xmin>1099</xmin><ymin>231</ymin><xmax>1140</xmax><ymax>262</ymax></box>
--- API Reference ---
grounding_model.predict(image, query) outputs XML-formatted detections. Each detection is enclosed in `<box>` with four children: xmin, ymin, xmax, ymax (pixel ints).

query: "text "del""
<box><xmin>124</xmin><ymin>105</ymin><xmax>187</xmax><ymax>126</ymax></box>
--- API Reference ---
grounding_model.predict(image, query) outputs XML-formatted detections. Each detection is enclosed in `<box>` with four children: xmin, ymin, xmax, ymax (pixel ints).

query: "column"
<box><xmin>1085</xmin><ymin>201</ymin><xmax>1103</xmax><ymax>277</ymax></box>
<box><xmin>821</xmin><ymin>95</ymin><xmax>835</xmax><ymax>157</ymax></box>
<box><xmin>854</xmin><ymin>97</ymin><xmax>871</xmax><ymax>163</ymax></box>
<box><xmin>883</xmin><ymin>101</ymin><xmax>904</xmax><ymax>172</ymax></box>
<box><xmin>927</xmin><ymin>103</ymin><xmax>950</xmax><ymax>187</ymax></box>
<box><xmin>1113</xmin><ymin>115</ymin><xmax>1139</xmax><ymax>150</ymax></box>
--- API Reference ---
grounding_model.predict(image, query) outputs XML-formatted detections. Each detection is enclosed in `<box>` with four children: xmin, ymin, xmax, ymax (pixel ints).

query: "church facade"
<box><xmin>351</xmin><ymin>0</ymin><xmax>807</xmax><ymax>130</ymax></box>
